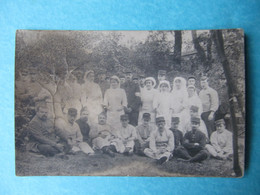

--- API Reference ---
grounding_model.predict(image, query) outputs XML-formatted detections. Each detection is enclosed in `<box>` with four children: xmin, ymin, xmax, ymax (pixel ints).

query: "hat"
<box><xmin>159</xmin><ymin>80</ymin><xmax>170</xmax><ymax>88</ymax></box>
<box><xmin>171</xmin><ymin>117</ymin><xmax>180</xmax><ymax>123</ymax></box>
<box><xmin>120</xmin><ymin>114</ymin><xmax>129</xmax><ymax>120</ymax></box>
<box><xmin>191</xmin><ymin>117</ymin><xmax>200</xmax><ymax>124</ymax></box>
<box><xmin>144</xmin><ymin>77</ymin><xmax>156</xmax><ymax>88</ymax></box>
<box><xmin>132</xmin><ymin>75</ymin><xmax>138</xmax><ymax>80</ymax></box>
<box><xmin>68</xmin><ymin>108</ymin><xmax>77</xmax><ymax>116</ymax></box>
<box><xmin>190</xmin><ymin>105</ymin><xmax>199</xmax><ymax>112</ymax></box>
<box><xmin>110</xmin><ymin>75</ymin><xmax>120</xmax><ymax>83</ymax></box>
<box><xmin>188</xmin><ymin>76</ymin><xmax>196</xmax><ymax>80</ymax></box>
<box><xmin>125</xmin><ymin>70</ymin><xmax>132</xmax><ymax>74</ymax></box>
<box><xmin>158</xmin><ymin>70</ymin><xmax>167</xmax><ymax>75</ymax></box>
<box><xmin>142</xmin><ymin>113</ymin><xmax>151</xmax><ymax>120</ymax></box>
<box><xmin>215</xmin><ymin>119</ymin><xmax>225</xmax><ymax>125</ymax></box>
<box><xmin>201</xmin><ymin>76</ymin><xmax>208</xmax><ymax>81</ymax></box>
<box><xmin>156</xmin><ymin>116</ymin><xmax>165</xmax><ymax>123</ymax></box>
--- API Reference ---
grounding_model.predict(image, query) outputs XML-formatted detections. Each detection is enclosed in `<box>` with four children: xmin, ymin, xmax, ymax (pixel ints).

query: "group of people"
<box><xmin>16</xmin><ymin>68</ymin><xmax>233</xmax><ymax>164</ymax></box>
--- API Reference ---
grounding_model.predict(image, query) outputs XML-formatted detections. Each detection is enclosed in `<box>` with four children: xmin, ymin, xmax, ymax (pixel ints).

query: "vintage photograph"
<box><xmin>15</xmin><ymin>29</ymin><xmax>245</xmax><ymax>177</ymax></box>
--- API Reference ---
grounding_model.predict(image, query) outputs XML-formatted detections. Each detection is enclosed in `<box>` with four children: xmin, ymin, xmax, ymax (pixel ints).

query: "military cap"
<box><xmin>158</xmin><ymin>70</ymin><xmax>167</xmax><ymax>75</ymax></box>
<box><xmin>188</xmin><ymin>76</ymin><xmax>196</xmax><ymax>80</ymax></box>
<box><xmin>191</xmin><ymin>117</ymin><xmax>200</xmax><ymax>124</ymax></box>
<box><xmin>156</xmin><ymin>116</ymin><xmax>165</xmax><ymax>123</ymax></box>
<box><xmin>200</xmin><ymin>76</ymin><xmax>208</xmax><ymax>81</ymax></box>
<box><xmin>142</xmin><ymin>113</ymin><xmax>151</xmax><ymax>120</ymax></box>
<box><xmin>190</xmin><ymin>105</ymin><xmax>199</xmax><ymax>113</ymax></box>
<box><xmin>68</xmin><ymin>108</ymin><xmax>77</xmax><ymax>116</ymax></box>
<box><xmin>171</xmin><ymin>117</ymin><xmax>180</xmax><ymax>123</ymax></box>
<box><xmin>215</xmin><ymin>119</ymin><xmax>225</xmax><ymax>125</ymax></box>
<box><xmin>132</xmin><ymin>75</ymin><xmax>139</xmax><ymax>80</ymax></box>
<box><xmin>120</xmin><ymin>114</ymin><xmax>129</xmax><ymax>120</ymax></box>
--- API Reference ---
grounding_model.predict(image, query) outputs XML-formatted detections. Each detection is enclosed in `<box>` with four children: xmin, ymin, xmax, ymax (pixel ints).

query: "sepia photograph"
<box><xmin>15</xmin><ymin>29</ymin><xmax>245</xmax><ymax>177</ymax></box>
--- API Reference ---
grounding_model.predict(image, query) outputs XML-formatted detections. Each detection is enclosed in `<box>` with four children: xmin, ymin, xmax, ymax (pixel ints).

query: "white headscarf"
<box><xmin>159</xmin><ymin>80</ymin><xmax>171</xmax><ymax>92</ymax></box>
<box><xmin>172</xmin><ymin>77</ymin><xmax>187</xmax><ymax>93</ymax></box>
<box><xmin>144</xmin><ymin>77</ymin><xmax>157</xmax><ymax>88</ymax></box>
<box><xmin>84</xmin><ymin>70</ymin><xmax>95</xmax><ymax>82</ymax></box>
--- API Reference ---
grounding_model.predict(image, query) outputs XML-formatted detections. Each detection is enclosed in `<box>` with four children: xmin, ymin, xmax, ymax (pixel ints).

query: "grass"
<box><xmin>16</xmin><ymin>149</ymin><xmax>235</xmax><ymax>177</ymax></box>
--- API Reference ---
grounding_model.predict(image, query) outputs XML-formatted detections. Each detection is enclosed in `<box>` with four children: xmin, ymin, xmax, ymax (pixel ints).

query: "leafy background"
<box><xmin>1</xmin><ymin>0</ymin><xmax>260</xmax><ymax>194</ymax></box>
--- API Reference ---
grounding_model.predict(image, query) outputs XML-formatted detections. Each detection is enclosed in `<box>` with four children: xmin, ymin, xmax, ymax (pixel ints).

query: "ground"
<box><xmin>15</xmin><ymin>149</ymin><xmax>237</xmax><ymax>177</ymax></box>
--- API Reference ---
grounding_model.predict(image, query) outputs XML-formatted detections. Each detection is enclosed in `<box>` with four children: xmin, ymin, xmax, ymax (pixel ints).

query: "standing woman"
<box><xmin>103</xmin><ymin>76</ymin><xmax>128</xmax><ymax>128</ymax></box>
<box><xmin>171</xmin><ymin>77</ymin><xmax>189</xmax><ymax>133</ymax></box>
<box><xmin>153</xmin><ymin>80</ymin><xmax>172</xmax><ymax>127</ymax></box>
<box><xmin>138</xmin><ymin>77</ymin><xmax>157</xmax><ymax>124</ymax></box>
<box><xmin>81</xmin><ymin>70</ymin><xmax>103</xmax><ymax>124</ymax></box>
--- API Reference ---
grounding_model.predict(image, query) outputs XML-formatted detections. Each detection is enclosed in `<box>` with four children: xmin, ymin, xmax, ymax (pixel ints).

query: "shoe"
<box><xmin>157</xmin><ymin>156</ymin><xmax>167</xmax><ymax>165</ymax></box>
<box><xmin>107</xmin><ymin>150</ymin><xmax>115</xmax><ymax>158</ymax></box>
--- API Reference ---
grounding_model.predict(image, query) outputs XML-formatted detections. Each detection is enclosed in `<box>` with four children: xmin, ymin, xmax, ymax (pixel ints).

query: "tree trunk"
<box><xmin>213</xmin><ymin>30</ymin><xmax>243</xmax><ymax>177</ymax></box>
<box><xmin>174</xmin><ymin>31</ymin><xmax>182</xmax><ymax>71</ymax></box>
<box><xmin>192</xmin><ymin>31</ymin><xmax>208</xmax><ymax>72</ymax></box>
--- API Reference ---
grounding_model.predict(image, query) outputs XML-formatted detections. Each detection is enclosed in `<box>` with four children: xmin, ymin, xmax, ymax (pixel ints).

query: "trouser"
<box><xmin>111</xmin><ymin>139</ymin><xmax>135</xmax><ymax>153</ymax></box>
<box><xmin>144</xmin><ymin>148</ymin><xmax>172</xmax><ymax>160</ymax></box>
<box><xmin>37</xmin><ymin>144</ymin><xmax>60</xmax><ymax>157</ymax></box>
<box><xmin>134</xmin><ymin>140</ymin><xmax>149</xmax><ymax>155</ymax></box>
<box><xmin>129</xmin><ymin>111</ymin><xmax>139</xmax><ymax>126</ymax></box>
<box><xmin>175</xmin><ymin>146</ymin><xmax>208</xmax><ymax>162</ymax></box>
<box><xmin>205</xmin><ymin>144</ymin><xmax>233</xmax><ymax>158</ymax></box>
<box><xmin>71</xmin><ymin>142</ymin><xmax>94</xmax><ymax>155</ymax></box>
<box><xmin>201</xmin><ymin>111</ymin><xmax>215</xmax><ymax>137</ymax></box>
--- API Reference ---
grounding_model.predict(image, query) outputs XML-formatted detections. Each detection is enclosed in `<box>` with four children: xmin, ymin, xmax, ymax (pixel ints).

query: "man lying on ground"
<box><xmin>144</xmin><ymin>116</ymin><xmax>174</xmax><ymax>164</ymax></box>
<box><xmin>26</xmin><ymin>103</ymin><xmax>67</xmax><ymax>158</ymax></box>
<box><xmin>175</xmin><ymin>117</ymin><xmax>208</xmax><ymax>163</ymax></box>
<box><xmin>205</xmin><ymin>119</ymin><xmax>233</xmax><ymax>160</ymax></box>
<box><xmin>89</xmin><ymin>112</ymin><xmax>117</xmax><ymax>157</ymax></box>
<box><xmin>55</xmin><ymin>108</ymin><xmax>94</xmax><ymax>155</ymax></box>
<box><xmin>134</xmin><ymin>113</ymin><xmax>156</xmax><ymax>156</ymax></box>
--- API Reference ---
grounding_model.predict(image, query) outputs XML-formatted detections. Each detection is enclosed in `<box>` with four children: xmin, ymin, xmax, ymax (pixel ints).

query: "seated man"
<box><xmin>113</xmin><ymin>114</ymin><xmax>137</xmax><ymax>155</ymax></box>
<box><xmin>169</xmin><ymin>117</ymin><xmax>183</xmax><ymax>155</ymax></box>
<box><xmin>175</xmin><ymin>117</ymin><xmax>208</xmax><ymax>162</ymax></box>
<box><xmin>26</xmin><ymin>104</ymin><xmax>65</xmax><ymax>157</ymax></box>
<box><xmin>134</xmin><ymin>113</ymin><xmax>156</xmax><ymax>156</ymax></box>
<box><xmin>183</xmin><ymin>105</ymin><xmax>209</xmax><ymax>139</ymax></box>
<box><xmin>76</xmin><ymin>107</ymin><xmax>91</xmax><ymax>146</ymax></box>
<box><xmin>205</xmin><ymin>119</ymin><xmax>233</xmax><ymax>160</ymax></box>
<box><xmin>144</xmin><ymin>116</ymin><xmax>174</xmax><ymax>164</ymax></box>
<box><xmin>55</xmin><ymin>108</ymin><xmax>94</xmax><ymax>155</ymax></box>
<box><xmin>89</xmin><ymin>112</ymin><xmax>117</xmax><ymax>157</ymax></box>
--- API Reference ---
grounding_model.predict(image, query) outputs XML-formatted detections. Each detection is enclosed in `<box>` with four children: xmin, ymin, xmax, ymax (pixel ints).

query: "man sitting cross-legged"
<box><xmin>55</xmin><ymin>108</ymin><xmax>94</xmax><ymax>155</ymax></box>
<box><xmin>112</xmin><ymin>114</ymin><xmax>137</xmax><ymax>156</ymax></box>
<box><xmin>26</xmin><ymin>103</ymin><xmax>67</xmax><ymax>158</ymax></box>
<box><xmin>134</xmin><ymin>113</ymin><xmax>156</xmax><ymax>156</ymax></box>
<box><xmin>175</xmin><ymin>117</ymin><xmax>208</xmax><ymax>163</ymax></box>
<box><xmin>144</xmin><ymin>116</ymin><xmax>174</xmax><ymax>164</ymax></box>
<box><xmin>89</xmin><ymin>112</ymin><xmax>118</xmax><ymax>157</ymax></box>
<box><xmin>205</xmin><ymin>119</ymin><xmax>233</xmax><ymax>160</ymax></box>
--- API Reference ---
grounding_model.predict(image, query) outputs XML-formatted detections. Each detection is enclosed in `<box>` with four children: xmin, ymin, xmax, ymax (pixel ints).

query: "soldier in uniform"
<box><xmin>144</xmin><ymin>116</ymin><xmax>174</xmax><ymax>164</ymax></box>
<box><xmin>175</xmin><ymin>117</ymin><xmax>208</xmax><ymax>162</ymax></box>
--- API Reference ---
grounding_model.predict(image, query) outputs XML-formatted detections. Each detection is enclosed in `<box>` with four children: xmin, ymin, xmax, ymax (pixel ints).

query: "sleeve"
<box><xmin>55</xmin><ymin>119</ymin><xmax>69</xmax><ymax>142</ymax></box>
<box><xmin>183</xmin><ymin>133</ymin><xmax>195</xmax><ymax>149</ymax></box>
<box><xmin>75</xmin><ymin>124</ymin><xmax>83</xmax><ymax>143</ymax></box>
<box><xmin>135</xmin><ymin>126</ymin><xmax>143</xmax><ymax>142</ymax></box>
<box><xmin>179</xmin><ymin>131</ymin><xmax>184</xmax><ymax>145</ymax></box>
<box><xmin>28</xmin><ymin>121</ymin><xmax>57</xmax><ymax>147</ymax></box>
<box><xmin>121</xmin><ymin>89</ymin><xmax>128</xmax><ymax>107</ymax></box>
<box><xmin>166</xmin><ymin>131</ymin><xmax>175</xmax><ymax>152</ymax></box>
<box><xmin>128</xmin><ymin>126</ymin><xmax>137</xmax><ymax>141</ymax></box>
<box><xmin>210</xmin><ymin>89</ymin><xmax>219</xmax><ymax>112</ymax></box>
<box><xmin>210</xmin><ymin>132</ymin><xmax>222</xmax><ymax>152</ymax></box>
<box><xmin>96</xmin><ymin>84</ymin><xmax>103</xmax><ymax>104</ymax></box>
<box><xmin>198</xmin><ymin>132</ymin><xmax>206</xmax><ymax>148</ymax></box>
